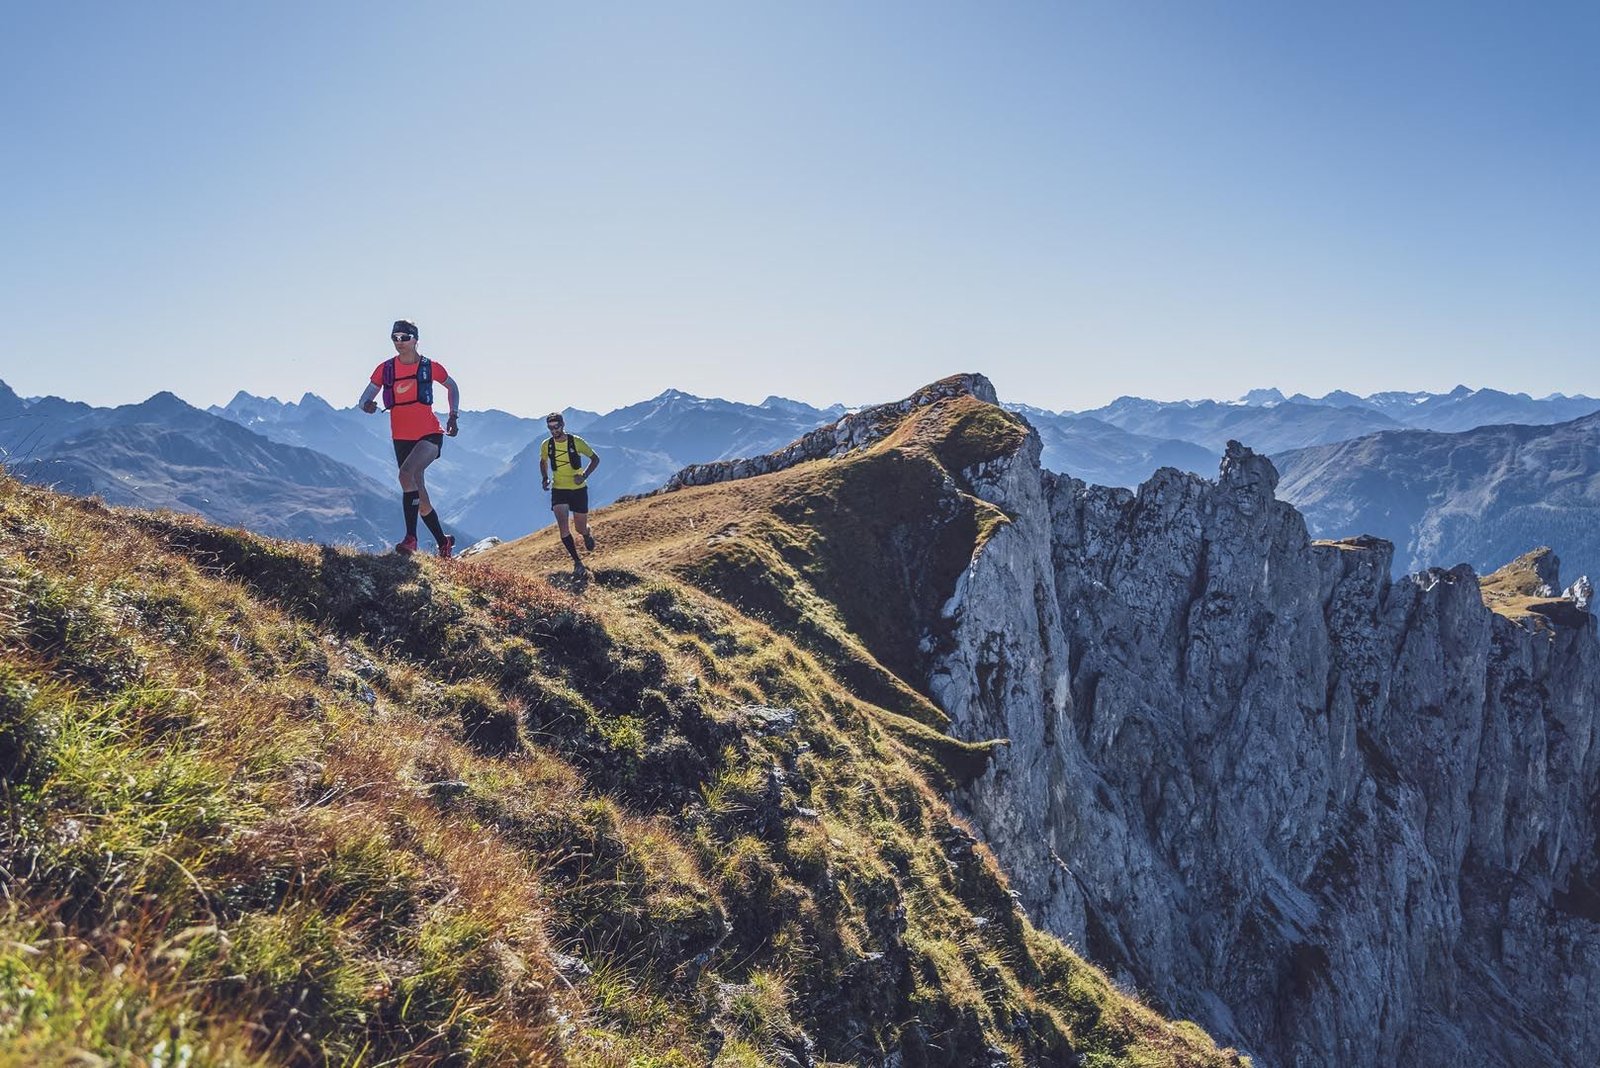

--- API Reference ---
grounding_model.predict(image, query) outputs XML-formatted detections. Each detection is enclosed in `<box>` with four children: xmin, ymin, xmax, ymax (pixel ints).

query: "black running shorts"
<box><xmin>551</xmin><ymin>486</ymin><xmax>589</xmax><ymax>514</ymax></box>
<box><xmin>394</xmin><ymin>433</ymin><xmax>444</xmax><ymax>465</ymax></box>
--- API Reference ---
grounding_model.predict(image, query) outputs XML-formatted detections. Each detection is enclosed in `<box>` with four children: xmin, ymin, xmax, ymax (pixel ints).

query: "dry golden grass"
<box><xmin>1477</xmin><ymin>548</ymin><xmax>1586</xmax><ymax>630</ymax></box>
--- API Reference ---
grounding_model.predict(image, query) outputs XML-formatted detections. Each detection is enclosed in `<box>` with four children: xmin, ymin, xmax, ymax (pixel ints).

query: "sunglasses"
<box><xmin>391</xmin><ymin>333</ymin><xmax>416</xmax><ymax>342</ymax></box>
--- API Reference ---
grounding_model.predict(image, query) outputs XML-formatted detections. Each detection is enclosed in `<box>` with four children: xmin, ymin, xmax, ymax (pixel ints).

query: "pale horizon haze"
<box><xmin>3</xmin><ymin>2</ymin><xmax>1596</xmax><ymax>418</ymax></box>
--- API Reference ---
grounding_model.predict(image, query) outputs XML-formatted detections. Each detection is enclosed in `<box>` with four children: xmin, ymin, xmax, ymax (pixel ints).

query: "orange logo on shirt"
<box><xmin>397</xmin><ymin>382</ymin><xmax>414</xmax><ymax>395</ymax></box>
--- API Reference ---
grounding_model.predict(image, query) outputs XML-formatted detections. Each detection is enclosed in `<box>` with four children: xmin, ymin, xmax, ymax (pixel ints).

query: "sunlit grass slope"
<box><xmin>0</xmin><ymin>459</ymin><xmax>1243</xmax><ymax>1065</ymax></box>
<box><xmin>1476</xmin><ymin>547</ymin><xmax>1587</xmax><ymax>630</ymax></box>
<box><xmin>493</xmin><ymin>389</ymin><xmax>1023</xmax><ymax>727</ymax></box>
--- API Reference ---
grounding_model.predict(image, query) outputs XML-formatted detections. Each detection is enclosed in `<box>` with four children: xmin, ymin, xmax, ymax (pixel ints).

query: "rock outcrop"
<box><xmin>930</xmin><ymin>424</ymin><xmax>1600</xmax><ymax>1066</ymax></box>
<box><xmin>631</xmin><ymin>374</ymin><xmax>998</xmax><ymax>497</ymax></box>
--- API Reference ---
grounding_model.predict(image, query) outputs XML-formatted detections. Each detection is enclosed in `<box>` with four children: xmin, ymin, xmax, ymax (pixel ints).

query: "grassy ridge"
<box><xmin>0</xmin><ymin>469</ymin><xmax>1244</xmax><ymax>1066</ymax></box>
<box><xmin>491</xmin><ymin>393</ymin><xmax>1023</xmax><ymax>728</ymax></box>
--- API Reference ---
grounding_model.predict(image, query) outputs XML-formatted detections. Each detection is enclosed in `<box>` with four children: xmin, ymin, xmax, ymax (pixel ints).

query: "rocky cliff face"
<box><xmin>931</xmin><ymin>423</ymin><xmax>1600</xmax><ymax>1066</ymax></box>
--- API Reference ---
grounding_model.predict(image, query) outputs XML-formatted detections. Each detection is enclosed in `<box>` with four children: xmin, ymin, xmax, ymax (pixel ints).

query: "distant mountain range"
<box><xmin>10</xmin><ymin>376</ymin><xmax>1600</xmax><ymax>579</ymax></box>
<box><xmin>3</xmin><ymin>378</ymin><xmax>847</xmax><ymax>548</ymax></box>
<box><xmin>448</xmin><ymin>390</ymin><xmax>846</xmax><ymax>539</ymax></box>
<box><xmin>1276</xmin><ymin>413</ymin><xmax>1600</xmax><ymax>583</ymax></box>
<box><xmin>1013</xmin><ymin>386</ymin><xmax>1600</xmax><ymax>485</ymax></box>
<box><xmin>207</xmin><ymin>391</ymin><xmax>540</xmax><ymax>505</ymax></box>
<box><xmin>0</xmin><ymin>381</ymin><xmax>399</xmax><ymax>549</ymax></box>
<box><xmin>1006</xmin><ymin>407</ymin><xmax>1218</xmax><ymax>490</ymax></box>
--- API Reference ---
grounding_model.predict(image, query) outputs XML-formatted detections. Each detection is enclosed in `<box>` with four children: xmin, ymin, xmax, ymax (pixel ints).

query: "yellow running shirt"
<box><xmin>545</xmin><ymin>434</ymin><xmax>596</xmax><ymax>490</ymax></box>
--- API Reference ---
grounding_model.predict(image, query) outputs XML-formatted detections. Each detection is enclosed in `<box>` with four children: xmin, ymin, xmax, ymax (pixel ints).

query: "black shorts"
<box><xmin>551</xmin><ymin>486</ymin><xmax>589</xmax><ymax>514</ymax></box>
<box><xmin>394</xmin><ymin>433</ymin><xmax>444</xmax><ymax>465</ymax></box>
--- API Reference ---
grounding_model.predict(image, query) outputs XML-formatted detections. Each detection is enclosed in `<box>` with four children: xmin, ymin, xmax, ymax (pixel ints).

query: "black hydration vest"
<box><xmin>547</xmin><ymin>435</ymin><xmax>581</xmax><ymax>472</ymax></box>
<box><xmin>381</xmin><ymin>356</ymin><xmax>433</xmax><ymax>409</ymax></box>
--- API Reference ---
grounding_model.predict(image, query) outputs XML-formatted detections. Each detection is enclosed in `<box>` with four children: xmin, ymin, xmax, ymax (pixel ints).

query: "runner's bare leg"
<box><xmin>400</xmin><ymin>439</ymin><xmax>442</xmax><ymax>515</ymax></box>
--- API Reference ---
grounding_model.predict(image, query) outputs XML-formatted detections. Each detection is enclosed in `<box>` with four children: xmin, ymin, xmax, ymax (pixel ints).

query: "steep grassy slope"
<box><xmin>493</xmin><ymin>390</ymin><xmax>1022</xmax><ymax>728</ymax></box>
<box><xmin>0</xmin><ymin>464</ymin><xmax>1243</xmax><ymax>1066</ymax></box>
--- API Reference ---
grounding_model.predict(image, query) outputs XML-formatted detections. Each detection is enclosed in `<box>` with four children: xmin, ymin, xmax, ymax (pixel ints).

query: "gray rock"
<box><xmin>459</xmin><ymin>535</ymin><xmax>503</xmax><ymax>557</ymax></box>
<box><xmin>740</xmin><ymin>704</ymin><xmax>800</xmax><ymax>735</ymax></box>
<box><xmin>552</xmin><ymin>952</ymin><xmax>591</xmax><ymax>979</ymax></box>
<box><xmin>927</xmin><ymin>429</ymin><xmax>1600</xmax><ymax>1068</ymax></box>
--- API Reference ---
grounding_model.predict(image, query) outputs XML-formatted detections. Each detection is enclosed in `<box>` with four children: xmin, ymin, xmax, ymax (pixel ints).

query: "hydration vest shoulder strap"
<box><xmin>547</xmin><ymin>436</ymin><xmax>581</xmax><ymax>470</ymax></box>
<box><xmin>381</xmin><ymin>357</ymin><xmax>432</xmax><ymax>409</ymax></box>
<box><xmin>416</xmin><ymin>357</ymin><xmax>433</xmax><ymax>406</ymax></box>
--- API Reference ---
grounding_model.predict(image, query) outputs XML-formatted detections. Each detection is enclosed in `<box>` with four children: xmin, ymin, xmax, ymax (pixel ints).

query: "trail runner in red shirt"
<box><xmin>357</xmin><ymin>319</ymin><xmax>461</xmax><ymax>557</ymax></box>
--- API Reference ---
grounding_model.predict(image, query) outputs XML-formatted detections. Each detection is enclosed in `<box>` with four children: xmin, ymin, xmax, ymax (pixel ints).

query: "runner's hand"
<box><xmin>575</xmin><ymin>474</ymin><xmax>586</xmax><ymax>486</ymax></box>
<box><xmin>361</xmin><ymin>400</ymin><xmax>378</xmax><ymax>414</ymax></box>
<box><xmin>446</xmin><ymin>413</ymin><xmax>459</xmax><ymax>437</ymax></box>
<box><xmin>542</xmin><ymin>477</ymin><xmax>550</xmax><ymax>490</ymax></box>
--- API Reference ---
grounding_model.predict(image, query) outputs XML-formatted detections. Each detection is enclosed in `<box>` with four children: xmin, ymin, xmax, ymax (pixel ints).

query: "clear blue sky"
<box><xmin>2</xmin><ymin>1</ymin><xmax>1596</xmax><ymax>415</ymax></box>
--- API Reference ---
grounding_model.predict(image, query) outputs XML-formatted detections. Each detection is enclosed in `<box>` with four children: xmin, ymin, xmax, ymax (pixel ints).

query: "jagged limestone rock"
<box><xmin>459</xmin><ymin>535</ymin><xmax>503</xmax><ymax>557</ymax></box>
<box><xmin>931</xmin><ymin>428</ymin><xmax>1600</xmax><ymax>1068</ymax></box>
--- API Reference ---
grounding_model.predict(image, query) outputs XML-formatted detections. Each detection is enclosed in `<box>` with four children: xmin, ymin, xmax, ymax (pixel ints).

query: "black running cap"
<box><xmin>391</xmin><ymin>319</ymin><xmax>419</xmax><ymax>338</ymax></box>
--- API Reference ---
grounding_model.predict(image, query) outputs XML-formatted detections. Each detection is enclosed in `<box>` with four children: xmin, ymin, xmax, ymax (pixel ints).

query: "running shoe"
<box><xmin>582</xmin><ymin>531</ymin><xmax>596</xmax><ymax>551</ymax></box>
<box><xmin>573</xmin><ymin>560</ymin><xmax>589</xmax><ymax>579</ymax></box>
<box><xmin>438</xmin><ymin>534</ymin><xmax>455</xmax><ymax>559</ymax></box>
<box><xmin>395</xmin><ymin>535</ymin><xmax>419</xmax><ymax>556</ymax></box>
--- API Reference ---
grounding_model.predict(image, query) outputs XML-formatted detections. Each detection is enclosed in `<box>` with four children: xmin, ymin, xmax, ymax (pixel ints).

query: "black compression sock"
<box><xmin>561</xmin><ymin>534</ymin><xmax>581</xmax><ymax>564</ymax></box>
<box><xmin>403</xmin><ymin>492</ymin><xmax>420</xmax><ymax>538</ymax></box>
<box><xmin>421</xmin><ymin>509</ymin><xmax>446</xmax><ymax>545</ymax></box>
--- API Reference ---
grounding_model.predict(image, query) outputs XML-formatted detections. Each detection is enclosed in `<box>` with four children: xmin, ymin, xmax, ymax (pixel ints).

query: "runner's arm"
<box><xmin>539</xmin><ymin>449</ymin><xmax>550</xmax><ymax>488</ymax></box>
<box><xmin>439</xmin><ymin>376</ymin><xmax>460</xmax><ymax>435</ymax></box>
<box><xmin>358</xmin><ymin>382</ymin><xmax>380</xmax><ymax>413</ymax></box>
<box><xmin>577</xmin><ymin>442</ymin><xmax>600</xmax><ymax>484</ymax></box>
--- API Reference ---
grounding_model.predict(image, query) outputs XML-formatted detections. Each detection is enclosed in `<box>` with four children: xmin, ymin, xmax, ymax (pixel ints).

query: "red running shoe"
<box><xmin>437</xmin><ymin>534</ymin><xmax>455</xmax><ymax>559</ymax></box>
<box><xmin>395</xmin><ymin>535</ymin><xmax>419</xmax><ymax>556</ymax></box>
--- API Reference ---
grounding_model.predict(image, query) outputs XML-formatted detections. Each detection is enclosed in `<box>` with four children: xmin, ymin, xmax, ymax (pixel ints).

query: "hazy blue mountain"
<box><xmin>0</xmin><ymin>380</ymin><xmax>26</xmax><ymax>421</ymax></box>
<box><xmin>1378</xmin><ymin>386</ymin><xmax>1600</xmax><ymax>432</ymax></box>
<box><xmin>1274</xmin><ymin>411</ymin><xmax>1600</xmax><ymax>582</ymax></box>
<box><xmin>208</xmin><ymin>392</ymin><xmax>539</xmax><ymax>504</ymax></box>
<box><xmin>1044</xmin><ymin>386</ymin><xmax>1600</xmax><ymax>490</ymax></box>
<box><xmin>1</xmin><ymin>387</ymin><xmax>412</xmax><ymax>550</ymax></box>
<box><xmin>449</xmin><ymin>391</ymin><xmax>846</xmax><ymax>540</ymax></box>
<box><xmin>22</xmin><ymin>373</ymin><xmax>1600</xmax><ymax>565</ymax></box>
<box><xmin>1006</xmin><ymin>405</ymin><xmax>1217</xmax><ymax>487</ymax></box>
<box><xmin>446</xmin><ymin>439</ymin><xmax>679</xmax><ymax>545</ymax></box>
<box><xmin>201</xmin><ymin>385</ymin><xmax>844</xmax><ymax>543</ymax></box>
<box><xmin>570</xmin><ymin>389</ymin><xmax>846</xmax><ymax>464</ymax></box>
<box><xmin>0</xmin><ymin>381</ymin><xmax>98</xmax><ymax>462</ymax></box>
<box><xmin>1077</xmin><ymin>397</ymin><xmax>1405</xmax><ymax>454</ymax></box>
<box><xmin>1246</xmin><ymin>385</ymin><xmax>1600</xmax><ymax>430</ymax></box>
